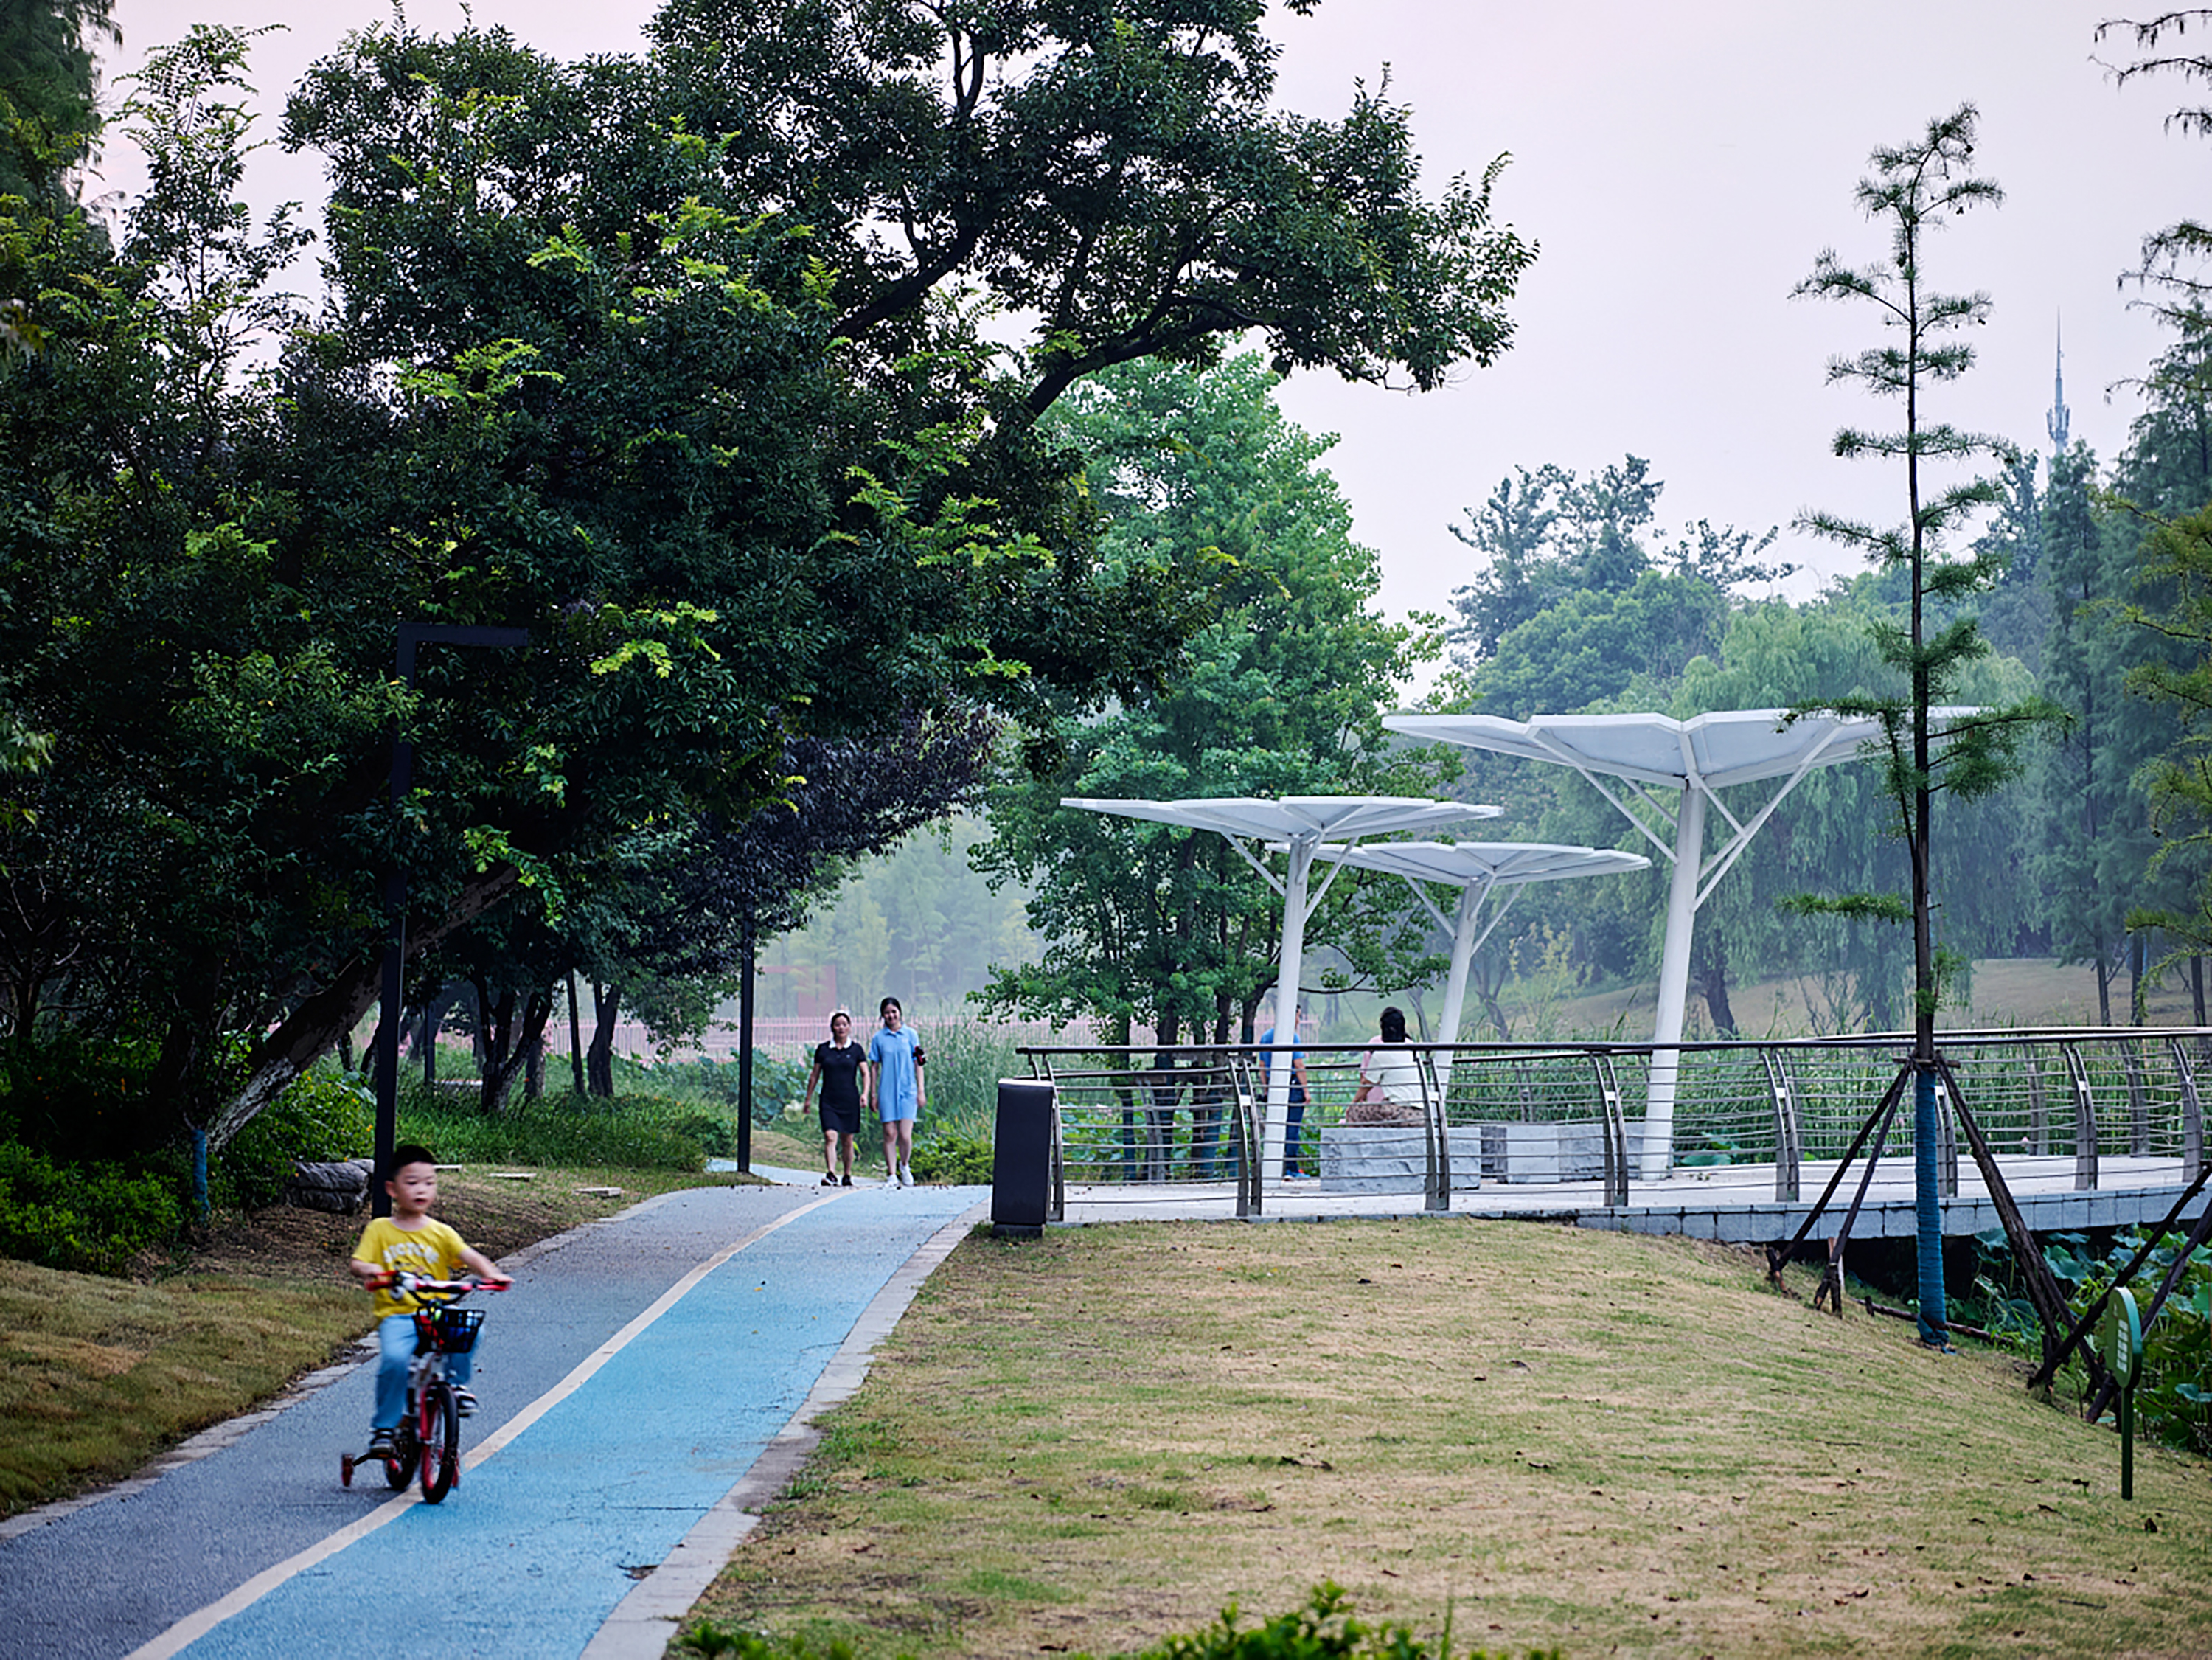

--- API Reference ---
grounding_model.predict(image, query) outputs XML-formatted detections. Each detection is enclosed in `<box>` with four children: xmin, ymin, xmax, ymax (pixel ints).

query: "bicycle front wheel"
<box><xmin>417</xmin><ymin>1379</ymin><xmax>461</xmax><ymax>1504</ymax></box>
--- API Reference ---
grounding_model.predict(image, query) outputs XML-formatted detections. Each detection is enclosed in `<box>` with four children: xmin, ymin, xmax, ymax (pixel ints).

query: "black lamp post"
<box><xmin>372</xmin><ymin>623</ymin><xmax>529</xmax><ymax>1215</ymax></box>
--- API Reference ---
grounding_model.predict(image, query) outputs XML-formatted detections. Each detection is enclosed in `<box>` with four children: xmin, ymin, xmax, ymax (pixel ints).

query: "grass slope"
<box><xmin>697</xmin><ymin>1218</ymin><xmax>2212</xmax><ymax>1659</ymax></box>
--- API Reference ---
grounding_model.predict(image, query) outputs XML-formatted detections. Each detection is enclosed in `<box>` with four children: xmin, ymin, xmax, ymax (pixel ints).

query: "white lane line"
<box><xmin>125</xmin><ymin>1191</ymin><xmax>846</xmax><ymax>1660</ymax></box>
<box><xmin>461</xmin><ymin>1190</ymin><xmax>841</xmax><ymax>1470</ymax></box>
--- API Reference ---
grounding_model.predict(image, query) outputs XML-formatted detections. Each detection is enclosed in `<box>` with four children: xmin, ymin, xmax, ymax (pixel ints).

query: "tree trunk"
<box><xmin>2095</xmin><ymin>951</ymin><xmax>2112</xmax><ymax>1026</ymax></box>
<box><xmin>568</xmin><ymin>971</ymin><xmax>585</xmax><ymax>1094</ymax></box>
<box><xmin>1692</xmin><ymin>934</ymin><xmax>1739</xmax><ymax>1038</ymax></box>
<box><xmin>524</xmin><ymin>1027</ymin><xmax>545</xmax><ymax>1100</ymax></box>
<box><xmin>2194</xmin><ymin>956</ymin><xmax>2206</xmax><ymax>1027</ymax></box>
<box><xmin>587</xmin><ymin>979</ymin><xmax>620</xmax><ymax>1097</ymax></box>
<box><xmin>470</xmin><ymin>979</ymin><xmax>489</xmax><ymax>1073</ymax></box>
<box><xmin>206</xmin><ymin>864</ymin><xmax>522</xmax><ymax>1153</ymax></box>
<box><xmin>479</xmin><ymin>982</ymin><xmax>554</xmax><ymax>1116</ymax></box>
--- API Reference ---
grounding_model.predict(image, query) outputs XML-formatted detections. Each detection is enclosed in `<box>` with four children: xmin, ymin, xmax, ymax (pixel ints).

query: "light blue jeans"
<box><xmin>375</xmin><ymin>1310</ymin><xmax>475</xmax><ymax>1431</ymax></box>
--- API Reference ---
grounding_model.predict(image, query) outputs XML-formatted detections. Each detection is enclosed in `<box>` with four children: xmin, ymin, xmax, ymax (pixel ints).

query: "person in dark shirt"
<box><xmin>803</xmin><ymin>1009</ymin><xmax>871</xmax><ymax>1186</ymax></box>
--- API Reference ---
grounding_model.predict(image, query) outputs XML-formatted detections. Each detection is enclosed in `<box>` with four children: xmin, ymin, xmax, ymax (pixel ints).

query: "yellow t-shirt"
<box><xmin>352</xmin><ymin>1216</ymin><xmax>472</xmax><ymax>1320</ymax></box>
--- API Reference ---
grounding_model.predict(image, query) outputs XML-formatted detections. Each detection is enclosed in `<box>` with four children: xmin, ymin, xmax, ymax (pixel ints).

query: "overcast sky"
<box><xmin>101</xmin><ymin>1</ymin><xmax>2208</xmax><ymax>678</ymax></box>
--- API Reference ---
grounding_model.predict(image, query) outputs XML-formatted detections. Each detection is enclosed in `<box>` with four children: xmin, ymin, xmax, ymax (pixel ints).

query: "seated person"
<box><xmin>1346</xmin><ymin>1005</ymin><xmax>1425</xmax><ymax>1125</ymax></box>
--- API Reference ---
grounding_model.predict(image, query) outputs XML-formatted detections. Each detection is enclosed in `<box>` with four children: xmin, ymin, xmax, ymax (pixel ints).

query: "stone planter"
<box><xmin>1318</xmin><ymin>1125</ymin><xmax>1437</xmax><ymax>1193</ymax></box>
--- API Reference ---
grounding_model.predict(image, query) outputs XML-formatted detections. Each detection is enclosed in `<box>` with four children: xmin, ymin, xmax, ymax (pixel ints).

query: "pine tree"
<box><xmin>1792</xmin><ymin>105</ymin><xmax>2061</xmax><ymax>1347</ymax></box>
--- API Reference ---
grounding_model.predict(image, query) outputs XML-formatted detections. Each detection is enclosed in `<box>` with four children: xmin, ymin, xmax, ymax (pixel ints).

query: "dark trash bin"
<box><xmin>992</xmin><ymin>1078</ymin><xmax>1054</xmax><ymax>1238</ymax></box>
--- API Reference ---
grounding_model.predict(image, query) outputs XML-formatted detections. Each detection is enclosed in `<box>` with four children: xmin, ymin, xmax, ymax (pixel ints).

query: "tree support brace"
<box><xmin>1936</xmin><ymin>1055</ymin><xmax>2093</xmax><ymax>1383</ymax></box>
<box><xmin>1766</xmin><ymin>1067</ymin><xmax>1910</xmax><ymax>1291</ymax></box>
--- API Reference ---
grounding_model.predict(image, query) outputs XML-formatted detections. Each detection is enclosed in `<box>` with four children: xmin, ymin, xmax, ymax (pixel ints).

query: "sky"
<box><xmin>97</xmin><ymin>0</ymin><xmax>2210</xmax><ymax>677</ymax></box>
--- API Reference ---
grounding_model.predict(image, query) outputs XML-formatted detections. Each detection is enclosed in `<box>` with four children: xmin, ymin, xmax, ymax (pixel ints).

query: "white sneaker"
<box><xmin>898</xmin><ymin>1164</ymin><xmax>914</xmax><ymax>1187</ymax></box>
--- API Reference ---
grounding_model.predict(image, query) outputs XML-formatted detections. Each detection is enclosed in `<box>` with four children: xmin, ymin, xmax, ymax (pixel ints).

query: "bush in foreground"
<box><xmin>675</xmin><ymin>1583</ymin><xmax>1556</xmax><ymax>1659</ymax></box>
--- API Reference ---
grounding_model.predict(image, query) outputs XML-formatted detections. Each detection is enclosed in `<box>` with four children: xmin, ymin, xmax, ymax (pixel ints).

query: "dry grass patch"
<box><xmin>0</xmin><ymin>1166</ymin><xmax>758</xmax><ymax>1519</ymax></box>
<box><xmin>694</xmin><ymin>1218</ymin><xmax>2212</xmax><ymax>1659</ymax></box>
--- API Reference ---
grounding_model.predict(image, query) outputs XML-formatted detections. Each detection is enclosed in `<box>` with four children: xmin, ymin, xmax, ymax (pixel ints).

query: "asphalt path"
<box><xmin>1</xmin><ymin>1174</ymin><xmax>987</xmax><ymax>1660</ymax></box>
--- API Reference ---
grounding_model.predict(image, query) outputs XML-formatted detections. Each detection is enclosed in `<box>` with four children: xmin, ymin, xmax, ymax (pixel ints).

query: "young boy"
<box><xmin>349</xmin><ymin>1144</ymin><xmax>510</xmax><ymax>1455</ymax></box>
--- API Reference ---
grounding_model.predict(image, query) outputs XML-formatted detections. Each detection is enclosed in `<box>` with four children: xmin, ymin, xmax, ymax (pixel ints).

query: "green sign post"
<box><xmin>2104</xmin><ymin>1287</ymin><xmax>2144</xmax><ymax>1501</ymax></box>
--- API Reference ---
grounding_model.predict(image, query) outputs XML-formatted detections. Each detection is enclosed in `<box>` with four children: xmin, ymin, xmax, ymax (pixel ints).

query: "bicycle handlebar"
<box><xmin>372</xmin><ymin>1272</ymin><xmax>511</xmax><ymax>1299</ymax></box>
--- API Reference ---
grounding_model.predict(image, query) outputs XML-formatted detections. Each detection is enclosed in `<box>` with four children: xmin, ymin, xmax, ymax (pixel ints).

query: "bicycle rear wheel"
<box><xmin>383</xmin><ymin>1412</ymin><xmax>418</xmax><ymax>1490</ymax></box>
<box><xmin>417</xmin><ymin>1378</ymin><xmax>461</xmax><ymax>1504</ymax></box>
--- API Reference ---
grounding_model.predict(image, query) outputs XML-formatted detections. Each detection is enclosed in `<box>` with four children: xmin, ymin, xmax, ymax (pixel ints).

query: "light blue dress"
<box><xmin>869</xmin><ymin>1027</ymin><xmax>922</xmax><ymax>1122</ymax></box>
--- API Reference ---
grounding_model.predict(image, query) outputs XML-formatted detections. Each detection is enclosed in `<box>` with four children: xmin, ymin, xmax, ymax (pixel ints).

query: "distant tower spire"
<box><xmin>2048</xmin><ymin>314</ymin><xmax>2070</xmax><ymax>454</ymax></box>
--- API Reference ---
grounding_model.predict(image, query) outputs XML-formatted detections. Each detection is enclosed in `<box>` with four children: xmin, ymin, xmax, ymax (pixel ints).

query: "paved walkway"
<box><xmin>0</xmin><ymin>1173</ymin><xmax>985</xmax><ymax>1660</ymax></box>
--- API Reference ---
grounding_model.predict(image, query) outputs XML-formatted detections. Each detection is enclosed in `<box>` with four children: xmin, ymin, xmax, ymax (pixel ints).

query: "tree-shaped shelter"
<box><xmin>1384</xmin><ymin>709</ymin><xmax>1910</xmax><ymax>1175</ymax></box>
<box><xmin>1060</xmin><ymin>796</ymin><xmax>1497</xmax><ymax>1176</ymax></box>
<box><xmin>1302</xmin><ymin>841</ymin><xmax>1650</xmax><ymax>1050</ymax></box>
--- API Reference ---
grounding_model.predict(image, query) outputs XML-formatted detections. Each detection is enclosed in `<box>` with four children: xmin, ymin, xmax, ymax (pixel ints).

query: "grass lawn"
<box><xmin>691</xmin><ymin>1217</ymin><xmax>2212</xmax><ymax>1659</ymax></box>
<box><xmin>0</xmin><ymin>1164</ymin><xmax>759</xmax><ymax>1518</ymax></box>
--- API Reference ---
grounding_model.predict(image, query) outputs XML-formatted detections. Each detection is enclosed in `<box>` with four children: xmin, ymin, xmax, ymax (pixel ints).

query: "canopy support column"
<box><xmin>1645</xmin><ymin>782</ymin><xmax>1706</xmax><ymax>1178</ymax></box>
<box><xmin>1264</xmin><ymin>836</ymin><xmax>1317</xmax><ymax>1185</ymax></box>
<box><xmin>1436</xmin><ymin>877</ymin><xmax>1489</xmax><ymax>1051</ymax></box>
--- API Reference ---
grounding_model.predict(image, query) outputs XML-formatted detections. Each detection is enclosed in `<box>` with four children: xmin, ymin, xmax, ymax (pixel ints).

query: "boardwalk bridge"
<box><xmin>1018</xmin><ymin>1029</ymin><xmax>2211</xmax><ymax>1245</ymax></box>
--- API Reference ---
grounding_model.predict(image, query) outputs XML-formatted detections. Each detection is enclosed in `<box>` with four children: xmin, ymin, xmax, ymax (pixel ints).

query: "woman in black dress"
<box><xmin>803</xmin><ymin>1009</ymin><xmax>870</xmax><ymax>1186</ymax></box>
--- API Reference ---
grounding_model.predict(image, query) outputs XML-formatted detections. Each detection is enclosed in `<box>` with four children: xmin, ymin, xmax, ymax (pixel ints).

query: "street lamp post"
<box><xmin>372</xmin><ymin>623</ymin><xmax>528</xmax><ymax>1215</ymax></box>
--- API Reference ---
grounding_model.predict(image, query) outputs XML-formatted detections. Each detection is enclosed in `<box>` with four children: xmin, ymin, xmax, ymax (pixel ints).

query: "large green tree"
<box><xmin>975</xmin><ymin>354</ymin><xmax>1456</xmax><ymax>1047</ymax></box>
<box><xmin>0</xmin><ymin>5</ymin><xmax>1533</xmax><ymax>1157</ymax></box>
<box><xmin>0</xmin><ymin>0</ymin><xmax>115</xmax><ymax>204</ymax></box>
<box><xmin>2034</xmin><ymin>442</ymin><xmax>2137</xmax><ymax>1021</ymax></box>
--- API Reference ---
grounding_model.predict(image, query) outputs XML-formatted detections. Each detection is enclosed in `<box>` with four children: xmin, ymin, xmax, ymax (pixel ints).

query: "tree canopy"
<box><xmin>974</xmin><ymin>353</ymin><xmax>1457</xmax><ymax>1045</ymax></box>
<box><xmin>0</xmin><ymin>6</ymin><xmax>1533</xmax><ymax>1153</ymax></box>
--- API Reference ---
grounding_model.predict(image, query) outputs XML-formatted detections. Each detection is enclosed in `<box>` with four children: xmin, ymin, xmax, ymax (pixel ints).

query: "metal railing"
<box><xmin>1017</xmin><ymin>1028</ymin><xmax>2211</xmax><ymax>1217</ymax></box>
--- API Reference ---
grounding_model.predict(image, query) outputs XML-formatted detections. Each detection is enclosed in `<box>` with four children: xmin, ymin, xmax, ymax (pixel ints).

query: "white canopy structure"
<box><xmin>1304</xmin><ymin>841</ymin><xmax>1650</xmax><ymax>1052</ymax></box>
<box><xmin>1060</xmin><ymin>796</ymin><xmax>1498</xmax><ymax>1178</ymax></box>
<box><xmin>1382</xmin><ymin>709</ymin><xmax>1944</xmax><ymax>1176</ymax></box>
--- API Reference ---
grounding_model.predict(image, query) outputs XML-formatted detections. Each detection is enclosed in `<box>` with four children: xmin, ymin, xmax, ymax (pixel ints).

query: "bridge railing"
<box><xmin>1017</xmin><ymin>1029</ymin><xmax>2209</xmax><ymax>1217</ymax></box>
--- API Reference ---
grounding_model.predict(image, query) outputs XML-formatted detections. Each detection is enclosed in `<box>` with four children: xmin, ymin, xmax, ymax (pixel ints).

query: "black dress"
<box><xmin>815</xmin><ymin>1041</ymin><xmax>864</xmax><ymax>1136</ymax></box>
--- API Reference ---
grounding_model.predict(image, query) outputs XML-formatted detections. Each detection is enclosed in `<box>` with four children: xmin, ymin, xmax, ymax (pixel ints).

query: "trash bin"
<box><xmin>992</xmin><ymin>1078</ymin><xmax>1054</xmax><ymax>1237</ymax></box>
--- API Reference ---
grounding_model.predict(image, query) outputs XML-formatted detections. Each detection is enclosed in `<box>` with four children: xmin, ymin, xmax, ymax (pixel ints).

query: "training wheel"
<box><xmin>339</xmin><ymin>1454</ymin><xmax>356</xmax><ymax>1487</ymax></box>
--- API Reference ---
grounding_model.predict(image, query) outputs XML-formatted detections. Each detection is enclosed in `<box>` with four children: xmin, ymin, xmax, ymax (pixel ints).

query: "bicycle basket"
<box><xmin>429</xmin><ymin>1307</ymin><xmax>484</xmax><ymax>1354</ymax></box>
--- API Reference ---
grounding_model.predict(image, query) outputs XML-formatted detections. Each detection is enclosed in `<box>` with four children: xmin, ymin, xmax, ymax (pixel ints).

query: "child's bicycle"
<box><xmin>341</xmin><ymin>1272</ymin><xmax>504</xmax><ymax>1504</ymax></box>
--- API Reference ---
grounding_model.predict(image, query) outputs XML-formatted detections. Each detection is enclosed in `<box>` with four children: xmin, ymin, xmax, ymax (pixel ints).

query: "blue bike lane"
<box><xmin>1</xmin><ymin>1177</ymin><xmax>986</xmax><ymax>1660</ymax></box>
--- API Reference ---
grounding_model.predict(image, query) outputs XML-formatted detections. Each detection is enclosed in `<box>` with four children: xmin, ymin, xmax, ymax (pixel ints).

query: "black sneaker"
<box><xmin>821</xmin><ymin>1171</ymin><xmax>839</xmax><ymax>1186</ymax></box>
<box><xmin>368</xmin><ymin>1428</ymin><xmax>395</xmax><ymax>1457</ymax></box>
<box><xmin>840</xmin><ymin>1174</ymin><xmax>852</xmax><ymax>1186</ymax></box>
<box><xmin>453</xmin><ymin>1389</ymin><xmax>477</xmax><ymax>1418</ymax></box>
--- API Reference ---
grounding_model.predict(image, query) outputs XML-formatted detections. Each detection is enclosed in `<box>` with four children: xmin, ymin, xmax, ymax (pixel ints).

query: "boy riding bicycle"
<box><xmin>349</xmin><ymin>1144</ymin><xmax>511</xmax><ymax>1456</ymax></box>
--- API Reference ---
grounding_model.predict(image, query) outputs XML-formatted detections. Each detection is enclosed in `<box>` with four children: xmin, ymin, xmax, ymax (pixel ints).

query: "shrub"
<box><xmin>672</xmin><ymin>1111</ymin><xmax>740</xmax><ymax>1159</ymax></box>
<box><xmin>2056</xmin><ymin>1231</ymin><xmax>2212</xmax><ymax>1456</ymax></box>
<box><xmin>0</xmin><ymin>1033</ymin><xmax>170</xmax><ymax>1164</ymax></box>
<box><xmin>910</xmin><ymin>1128</ymin><xmax>992</xmax><ymax>1184</ymax></box>
<box><xmin>675</xmin><ymin>1583</ymin><xmax>1548</xmax><ymax>1659</ymax></box>
<box><xmin>911</xmin><ymin>1018</ymin><xmax>1021</xmax><ymax>1136</ymax></box>
<box><xmin>215</xmin><ymin>1064</ymin><xmax>375</xmax><ymax>1211</ymax></box>
<box><xmin>396</xmin><ymin>1079</ymin><xmax>730</xmax><ymax>1170</ymax></box>
<box><xmin>1122</xmin><ymin>1583</ymin><xmax>1549</xmax><ymax>1659</ymax></box>
<box><xmin>0</xmin><ymin>1140</ymin><xmax>184</xmax><ymax>1275</ymax></box>
<box><xmin>617</xmin><ymin>1052</ymin><xmax>811</xmax><ymax>1125</ymax></box>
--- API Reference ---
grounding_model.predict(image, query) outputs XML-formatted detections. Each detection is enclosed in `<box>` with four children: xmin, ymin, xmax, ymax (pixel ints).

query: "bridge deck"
<box><xmin>1053</xmin><ymin>1155</ymin><xmax>2206</xmax><ymax>1241</ymax></box>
